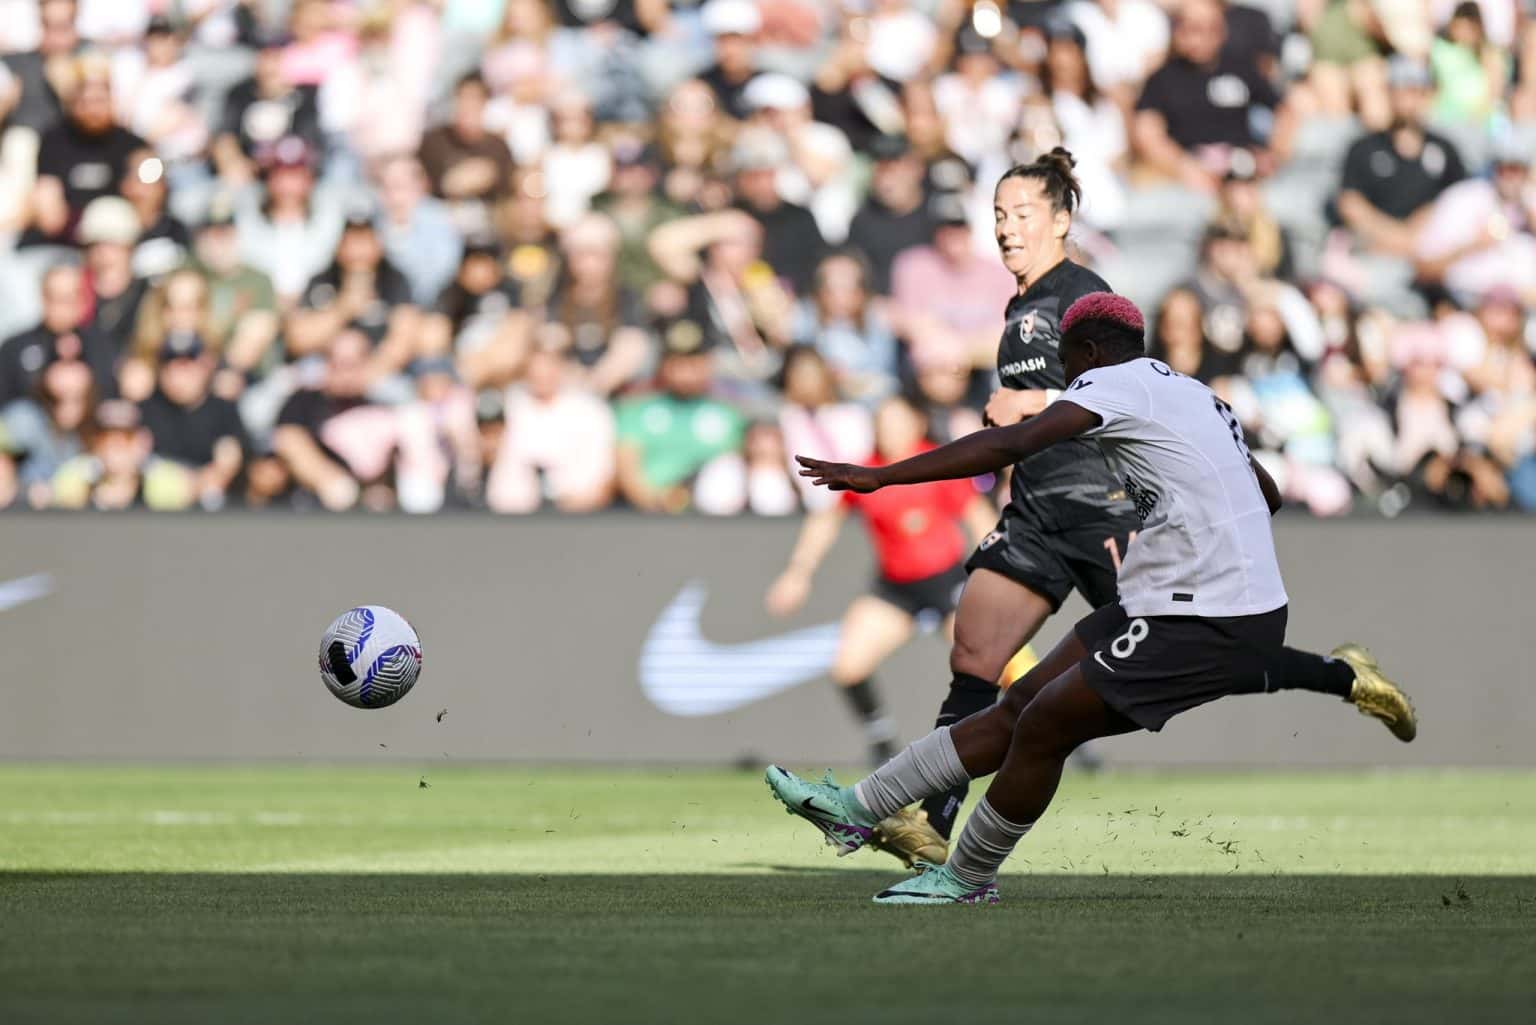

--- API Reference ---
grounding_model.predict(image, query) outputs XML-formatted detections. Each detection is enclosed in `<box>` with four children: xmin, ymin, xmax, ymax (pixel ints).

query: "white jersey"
<box><xmin>1060</xmin><ymin>358</ymin><xmax>1288</xmax><ymax>618</ymax></box>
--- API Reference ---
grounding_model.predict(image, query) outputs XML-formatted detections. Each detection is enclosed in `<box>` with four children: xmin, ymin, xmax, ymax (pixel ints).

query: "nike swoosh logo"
<box><xmin>800</xmin><ymin>797</ymin><xmax>830</xmax><ymax>817</ymax></box>
<box><xmin>1092</xmin><ymin>650</ymin><xmax>1116</xmax><ymax>674</ymax></box>
<box><xmin>0</xmin><ymin>573</ymin><xmax>52</xmax><ymax>613</ymax></box>
<box><xmin>638</xmin><ymin>581</ymin><xmax>840</xmax><ymax>716</ymax></box>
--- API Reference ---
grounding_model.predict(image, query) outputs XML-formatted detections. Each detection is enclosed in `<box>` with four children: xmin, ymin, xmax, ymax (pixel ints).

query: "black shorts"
<box><xmin>965</xmin><ymin>503</ymin><xmax>1136</xmax><ymax>611</ymax></box>
<box><xmin>872</xmin><ymin>562</ymin><xmax>968</xmax><ymax>624</ymax></box>
<box><xmin>1074</xmin><ymin>601</ymin><xmax>1289</xmax><ymax>732</ymax></box>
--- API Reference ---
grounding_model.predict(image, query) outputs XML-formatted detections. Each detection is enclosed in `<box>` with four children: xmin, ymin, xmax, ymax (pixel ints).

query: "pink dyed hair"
<box><xmin>1059</xmin><ymin>292</ymin><xmax>1145</xmax><ymax>338</ymax></box>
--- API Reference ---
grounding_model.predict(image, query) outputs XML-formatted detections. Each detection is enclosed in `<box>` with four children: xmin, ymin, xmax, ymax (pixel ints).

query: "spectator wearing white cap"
<box><xmin>742</xmin><ymin>71</ymin><xmax>855</xmax><ymax>244</ymax></box>
<box><xmin>78</xmin><ymin>194</ymin><xmax>150</xmax><ymax>370</ymax></box>
<box><xmin>698</xmin><ymin>0</ymin><xmax>763</xmax><ymax>121</ymax></box>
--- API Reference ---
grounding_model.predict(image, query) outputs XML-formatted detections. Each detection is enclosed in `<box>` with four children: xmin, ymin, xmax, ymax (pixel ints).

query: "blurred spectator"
<box><xmin>418</xmin><ymin>72</ymin><xmax>516</xmax><ymax>234</ymax></box>
<box><xmin>130</xmin><ymin>268</ymin><xmax>220</xmax><ymax>391</ymax></box>
<box><xmin>79</xmin><ymin>195</ymin><xmax>149</xmax><ymax>366</ymax></box>
<box><xmin>648</xmin><ymin>208</ymin><xmax>795</xmax><ymax>409</ymax></box>
<box><xmin>235</xmin><ymin>135</ymin><xmax>344</xmax><ymax>303</ymax></box>
<box><xmin>486</xmin><ymin>346</ymin><xmax>615</xmax><ymax>514</ymax></box>
<box><xmin>271</xmin><ymin>328</ymin><xmax>379</xmax><ymax>511</ymax></box>
<box><xmin>280</xmin><ymin>0</ymin><xmax>358</xmax><ymax>90</ymax></box>
<box><xmin>24</xmin><ymin>55</ymin><xmax>145</xmax><ymax>247</ymax></box>
<box><xmin>1132</xmin><ymin>0</ymin><xmax>1293</xmax><ymax>192</ymax></box>
<box><xmin>53</xmin><ymin>398</ymin><xmax>151</xmax><ymax>511</ymax></box>
<box><xmin>846</xmin><ymin>133</ymin><xmax>936</xmax><ymax>294</ymax></box>
<box><xmin>933</xmin><ymin>26</ymin><xmax>1022</xmax><ymax>169</ymax></box>
<box><xmin>776</xmin><ymin>344</ymin><xmax>873</xmax><ymax>510</ymax></box>
<box><xmin>910</xmin><ymin>360</ymin><xmax>984</xmax><ymax>443</ymax></box>
<box><xmin>614</xmin><ymin>322</ymin><xmax>746</xmax><ymax>513</ymax></box>
<box><xmin>655</xmin><ymin>78</ymin><xmax>733</xmax><ymax>208</ymax></box>
<box><xmin>212</xmin><ymin>29</ymin><xmax>323</xmax><ymax>188</ymax></box>
<box><xmin>376</xmin><ymin>153</ymin><xmax>463</xmax><ymax>307</ymax></box>
<box><xmin>424</xmin><ymin>233</ymin><xmax>533</xmax><ymax>391</ymax></box>
<box><xmin>742</xmin><ymin>72</ymin><xmax>855</xmax><ymax>243</ymax></box>
<box><xmin>0</xmin><ymin>354</ymin><xmax>96</xmax><ymax>507</ymax></box>
<box><xmin>730</xmin><ymin>125</ymin><xmax>828</xmax><ymax>296</ymax></box>
<box><xmin>118</xmin><ymin>147</ymin><xmax>188</xmax><ymax>280</ymax></box>
<box><xmin>286</xmin><ymin>208</ymin><xmax>421</xmax><ymax>388</ymax></box>
<box><xmin>2</xmin><ymin>0</ymin><xmax>80</xmax><ymax>135</ymax></box>
<box><xmin>1430</xmin><ymin>1</ymin><xmax>1509</xmax><ymax>127</ymax></box>
<box><xmin>863</xmin><ymin>0</ymin><xmax>939</xmax><ymax>85</ymax></box>
<box><xmin>1147</xmin><ymin>286</ymin><xmax>1240</xmax><ymax>383</ymax></box>
<box><xmin>593</xmin><ymin>138</ymin><xmax>686</xmax><ymax>298</ymax></box>
<box><xmin>698</xmin><ymin>0</ymin><xmax>763</xmax><ymax>121</ymax></box>
<box><xmin>1186</xmin><ymin>222</ymin><xmax>1257</xmax><ymax>354</ymax></box>
<box><xmin>110</xmin><ymin>16</ymin><xmax>206</xmax><ymax>167</ymax></box>
<box><xmin>185</xmin><ymin>196</ymin><xmax>281</xmax><ymax>381</ymax></box>
<box><xmin>1066</xmin><ymin>0</ymin><xmax>1169</xmax><ymax>103</ymax></box>
<box><xmin>1414</xmin><ymin>132</ymin><xmax>1536</xmax><ymax>307</ymax></box>
<box><xmin>1213</xmin><ymin>154</ymin><xmax>1293</xmax><ymax>280</ymax></box>
<box><xmin>0</xmin><ymin>263</ymin><xmax>115</xmax><ymax>405</ymax></box>
<box><xmin>319</xmin><ymin>4</ymin><xmax>440</xmax><ymax>171</ymax></box>
<box><xmin>541</xmin><ymin>90</ymin><xmax>610</xmax><ymax>228</ymax></box>
<box><xmin>136</xmin><ymin>330</ymin><xmax>246</xmax><ymax>510</ymax></box>
<box><xmin>393</xmin><ymin>357</ymin><xmax>481</xmax><ymax>514</ymax></box>
<box><xmin>790</xmin><ymin>250</ymin><xmax>899</xmax><ymax>403</ymax></box>
<box><xmin>1302</xmin><ymin>0</ymin><xmax>1393</xmax><ymax>130</ymax></box>
<box><xmin>542</xmin><ymin>213</ymin><xmax>652</xmax><ymax>396</ymax></box>
<box><xmin>1038</xmin><ymin>18</ymin><xmax>1128</xmax><ymax>230</ymax></box>
<box><xmin>1331</xmin><ymin>57</ymin><xmax>1465</xmax><ymax>273</ymax></box>
<box><xmin>889</xmin><ymin>193</ymin><xmax>1014</xmax><ymax>377</ymax></box>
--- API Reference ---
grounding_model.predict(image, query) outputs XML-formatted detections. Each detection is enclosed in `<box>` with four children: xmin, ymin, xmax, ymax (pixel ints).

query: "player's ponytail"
<box><xmin>998</xmin><ymin>147</ymin><xmax>1083</xmax><ymax>216</ymax></box>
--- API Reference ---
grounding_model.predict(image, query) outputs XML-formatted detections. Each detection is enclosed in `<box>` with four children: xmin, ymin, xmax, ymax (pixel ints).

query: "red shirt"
<box><xmin>842</xmin><ymin>445</ymin><xmax>979</xmax><ymax>583</ymax></box>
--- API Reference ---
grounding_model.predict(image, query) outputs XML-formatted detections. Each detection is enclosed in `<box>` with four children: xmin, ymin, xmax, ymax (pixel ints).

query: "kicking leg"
<box><xmin>829</xmin><ymin>596</ymin><xmax>914</xmax><ymax>767</ymax></box>
<box><xmin>918</xmin><ymin>570</ymin><xmax>1055</xmax><ymax>839</ymax></box>
<box><xmin>1268</xmin><ymin>644</ymin><xmax>1417</xmax><ymax>741</ymax></box>
<box><xmin>872</xmin><ymin>666</ymin><xmax>1138</xmax><ymax>904</ymax></box>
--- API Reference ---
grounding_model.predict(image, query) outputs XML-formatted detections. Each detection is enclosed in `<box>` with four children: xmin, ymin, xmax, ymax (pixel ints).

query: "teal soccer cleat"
<box><xmin>764</xmin><ymin>765</ymin><xmax>878</xmax><ymax>856</ymax></box>
<box><xmin>871</xmin><ymin>862</ymin><xmax>1001</xmax><ymax>905</ymax></box>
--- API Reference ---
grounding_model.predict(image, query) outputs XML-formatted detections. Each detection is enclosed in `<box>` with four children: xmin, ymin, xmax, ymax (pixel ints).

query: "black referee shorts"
<box><xmin>871</xmin><ymin>562</ymin><xmax>968</xmax><ymax>626</ymax></box>
<box><xmin>1073</xmin><ymin>601</ymin><xmax>1290</xmax><ymax>732</ymax></box>
<box><xmin>965</xmin><ymin>503</ymin><xmax>1135</xmax><ymax>611</ymax></box>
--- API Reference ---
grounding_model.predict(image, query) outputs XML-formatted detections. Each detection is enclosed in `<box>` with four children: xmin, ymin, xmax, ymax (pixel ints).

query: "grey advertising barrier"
<box><xmin>0</xmin><ymin>515</ymin><xmax>1528</xmax><ymax>766</ymax></box>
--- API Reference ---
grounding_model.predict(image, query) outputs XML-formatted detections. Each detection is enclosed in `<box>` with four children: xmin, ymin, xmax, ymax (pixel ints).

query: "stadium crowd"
<box><xmin>0</xmin><ymin>0</ymin><xmax>1533</xmax><ymax>514</ymax></box>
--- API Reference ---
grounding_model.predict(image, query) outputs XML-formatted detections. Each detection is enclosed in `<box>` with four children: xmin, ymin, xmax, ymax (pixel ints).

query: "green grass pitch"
<box><xmin>3</xmin><ymin>764</ymin><xmax>1534</xmax><ymax>1025</ymax></box>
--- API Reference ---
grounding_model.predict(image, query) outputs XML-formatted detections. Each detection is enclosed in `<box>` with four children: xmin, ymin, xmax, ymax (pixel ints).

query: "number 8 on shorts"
<box><xmin>1110</xmin><ymin>618</ymin><xmax>1149</xmax><ymax>659</ymax></box>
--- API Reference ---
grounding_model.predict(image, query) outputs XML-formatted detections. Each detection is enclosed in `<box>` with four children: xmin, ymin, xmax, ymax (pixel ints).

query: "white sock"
<box><xmin>947</xmin><ymin>797</ymin><xmax>1033</xmax><ymax>887</ymax></box>
<box><xmin>852</xmin><ymin>726</ymin><xmax>969</xmax><ymax>820</ymax></box>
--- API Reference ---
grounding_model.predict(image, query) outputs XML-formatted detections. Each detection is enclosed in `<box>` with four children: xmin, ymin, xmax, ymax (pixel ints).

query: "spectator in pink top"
<box><xmin>279</xmin><ymin>0</ymin><xmax>359</xmax><ymax>89</ymax></box>
<box><xmin>889</xmin><ymin>192</ymin><xmax>1015</xmax><ymax>376</ymax></box>
<box><xmin>776</xmin><ymin>345</ymin><xmax>873</xmax><ymax>510</ymax></box>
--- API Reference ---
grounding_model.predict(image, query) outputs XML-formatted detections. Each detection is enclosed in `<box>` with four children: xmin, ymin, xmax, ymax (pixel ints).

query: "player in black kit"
<box><xmin>867</xmin><ymin>150</ymin><xmax>1142</xmax><ymax>868</ymax></box>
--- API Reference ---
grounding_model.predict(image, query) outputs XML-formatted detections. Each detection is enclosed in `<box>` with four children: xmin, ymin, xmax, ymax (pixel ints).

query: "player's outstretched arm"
<box><xmin>798</xmin><ymin>402</ymin><xmax>1100</xmax><ymax>492</ymax></box>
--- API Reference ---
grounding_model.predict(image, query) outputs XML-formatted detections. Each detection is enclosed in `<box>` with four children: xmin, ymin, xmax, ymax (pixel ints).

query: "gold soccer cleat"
<box><xmin>1332</xmin><ymin>643</ymin><xmax>1417</xmax><ymax>742</ymax></box>
<box><xmin>869</xmin><ymin>808</ymin><xmax>950</xmax><ymax>868</ymax></box>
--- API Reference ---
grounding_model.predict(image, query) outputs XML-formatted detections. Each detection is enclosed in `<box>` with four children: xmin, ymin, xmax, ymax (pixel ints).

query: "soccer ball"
<box><xmin>318</xmin><ymin>606</ymin><xmax>423</xmax><ymax>709</ymax></box>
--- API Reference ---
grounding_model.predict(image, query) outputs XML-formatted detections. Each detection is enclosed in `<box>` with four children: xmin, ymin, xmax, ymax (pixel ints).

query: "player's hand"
<box><xmin>984</xmin><ymin>387</ymin><xmax>1047</xmax><ymax>427</ymax></box>
<box><xmin>795</xmin><ymin>455</ymin><xmax>882</xmax><ymax>493</ymax></box>
<box><xmin>765</xmin><ymin>570</ymin><xmax>811</xmax><ymax>617</ymax></box>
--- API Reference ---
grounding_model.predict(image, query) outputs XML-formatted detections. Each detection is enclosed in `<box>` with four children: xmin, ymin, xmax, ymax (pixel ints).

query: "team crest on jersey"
<box><xmin>1017</xmin><ymin>310</ymin><xmax>1037</xmax><ymax>342</ymax></box>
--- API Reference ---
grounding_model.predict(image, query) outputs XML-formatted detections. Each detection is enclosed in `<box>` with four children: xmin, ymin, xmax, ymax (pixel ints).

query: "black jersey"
<box><xmin>995</xmin><ymin>259</ymin><xmax>1136</xmax><ymax>531</ymax></box>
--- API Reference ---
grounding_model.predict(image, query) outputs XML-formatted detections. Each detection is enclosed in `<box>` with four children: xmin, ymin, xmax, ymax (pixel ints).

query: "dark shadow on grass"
<box><xmin>2</xmin><ymin>874</ymin><xmax>1534</xmax><ymax>1025</ymax></box>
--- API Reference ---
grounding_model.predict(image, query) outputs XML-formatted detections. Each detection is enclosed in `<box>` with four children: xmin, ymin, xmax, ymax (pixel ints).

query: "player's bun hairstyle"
<box><xmin>1060</xmin><ymin>292</ymin><xmax>1147</xmax><ymax>357</ymax></box>
<box><xmin>998</xmin><ymin>147</ymin><xmax>1083</xmax><ymax>216</ymax></box>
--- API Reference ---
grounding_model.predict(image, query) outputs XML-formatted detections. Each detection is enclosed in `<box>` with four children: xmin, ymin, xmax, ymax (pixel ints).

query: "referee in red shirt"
<box><xmin>766</xmin><ymin>395</ymin><xmax>996</xmax><ymax>768</ymax></box>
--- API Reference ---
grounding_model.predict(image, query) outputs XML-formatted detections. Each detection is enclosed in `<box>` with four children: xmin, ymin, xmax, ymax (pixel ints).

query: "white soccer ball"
<box><xmin>318</xmin><ymin>605</ymin><xmax>423</xmax><ymax>709</ymax></box>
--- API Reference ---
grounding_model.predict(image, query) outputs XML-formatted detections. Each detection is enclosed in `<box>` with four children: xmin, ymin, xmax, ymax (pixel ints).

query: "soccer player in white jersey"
<box><xmin>767</xmin><ymin>293</ymin><xmax>1417</xmax><ymax>905</ymax></box>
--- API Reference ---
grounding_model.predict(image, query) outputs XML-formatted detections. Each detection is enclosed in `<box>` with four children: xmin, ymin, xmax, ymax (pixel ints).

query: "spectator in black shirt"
<box><xmin>731</xmin><ymin>127</ymin><xmax>827</xmax><ymax>297</ymax></box>
<box><xmin>1219</xmin><ymin>0</ymin><xmax>1281</xmax><ymax>80</ymax></box>
<box><xmin>212</xmin><ymin>30</ymin><xmax>323</xmax><ymax>188</ymax></box>
<box><xmin>0</xmin><ymin>264</ymin><xmax>116</xmax><ymax>406</ymax></box>
<box><xmin>1</xmin><ymin>0</ymin><xmax>79</xmax><ymax>135</ymax></box>
<box><xmin>698</xmin><ymin>0</ymin><xmax>762</xmax><ymax>122</ymax></box>
<box><xmin>1132</xmin><ymin>0</ymin><xmax>1292</xmax><ymax>193</ymax></box>
<box><xmin>424</xmin><ymin>234</ymin><xmax>532</xmax><ymax>391</ymax></box>
<box><xmin>286</xmin><ymin>209</ymin><xmax>420</xmax><ymax>388</ymax></box>
<box><xmin>25</xmin><ymin>57</ymin><xmax>146</xmax><ymax>247</ymax></box>
<box><xmin>272</xmin><ymin>328</ymin><xmax>378</xmax><ymax>511</ymax></box>
<box><xmin>1334</xmin><ymin>58</ymin><xmax>1465</xmax><ymax>259</ymax></box>
<box><xmin>137</xmin><ymin>332</ymin><xmax>246</xmax><ymax>508</ymax></box>
<box><xmin>119</xmin><ymin>147</ymin><xmax>191</xmax><ymax>281</ymax></box>
<box><xmin>847</xmin><ymin>134</ymin><xmax>937</xmax><ymax>294</ymax></box>
<box><xmin>542</xmin><ymin>213</ymin><xmax>652</xmax><ymax>396</ymax></box>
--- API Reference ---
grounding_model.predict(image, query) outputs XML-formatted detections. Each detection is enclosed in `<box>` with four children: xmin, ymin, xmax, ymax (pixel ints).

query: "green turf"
<box><xmin>2</xmin><ymin>765</ymin><xmax>1534</xmax><ymax>1024</ymax></box>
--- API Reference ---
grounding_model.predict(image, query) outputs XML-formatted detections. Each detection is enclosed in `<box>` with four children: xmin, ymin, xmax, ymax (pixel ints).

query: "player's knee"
<box><xmin>948</xmin><ymin>631</ymin><xmax>1000</xmax><ymax>680</ymax></box>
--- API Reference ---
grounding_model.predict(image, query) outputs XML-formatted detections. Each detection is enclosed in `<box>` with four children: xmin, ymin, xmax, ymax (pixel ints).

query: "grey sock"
<box><xmin>947</xmin><ymin>798</ymin><xmax>1033</xmax><ymax>888</ymax></box>
<box><xmin>852</xmin><ymin>726</ymin><xmax>969</xmax><ymax>820</ymax></box>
